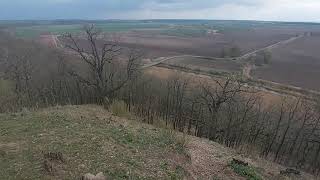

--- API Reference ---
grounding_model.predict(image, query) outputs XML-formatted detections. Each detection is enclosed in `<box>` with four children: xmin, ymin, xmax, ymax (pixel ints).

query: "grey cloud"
<box><xmin>0</xmin><ymin>0</ymin><xmax>318</xmax><ymax>21</ymax></box>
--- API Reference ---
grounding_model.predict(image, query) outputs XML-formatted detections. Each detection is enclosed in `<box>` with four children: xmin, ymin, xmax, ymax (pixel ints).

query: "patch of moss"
<box><xmin>229</xmin><ymin>161</ymin><xmax>262</xmax><ymax>180</ymax></box>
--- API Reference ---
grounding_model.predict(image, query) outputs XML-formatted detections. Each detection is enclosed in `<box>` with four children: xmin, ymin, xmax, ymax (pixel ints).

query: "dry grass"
<box><xmin>0</xmin><ymin>105</ymin><xmax>189</xmax><ymax>179</ymax></box>
<box><xmin>0</xmin><ymin>105</ymin><xmax>316</xmax><ymax>180</ymax></box>
<box><xmin>109</xmin><ymin>100</ymin><xmax>131</xmax><ymax>118</ymax></box>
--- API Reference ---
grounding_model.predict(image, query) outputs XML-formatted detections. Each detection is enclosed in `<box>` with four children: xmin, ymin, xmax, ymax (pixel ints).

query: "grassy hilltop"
<box><xmin>0</xmin><ymin>105</ymin><xmax>314</xmax><ymax>180</ymax></box>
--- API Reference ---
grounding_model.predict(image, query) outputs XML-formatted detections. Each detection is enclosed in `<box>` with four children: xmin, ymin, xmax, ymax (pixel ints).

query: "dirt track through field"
<box><xmin>52</xmin><ymin>35</ymin><xmax>58</xmax><ymax>48</ymax></box>
<box><xmin>52</xmin><ymin>35</ymin><xmax>63</xmax><ymax>48</ymax></box>
<box><xmin>142</xmin><ymin>34</ymin><xmax>304</xmax><ymax>69</ymax></box>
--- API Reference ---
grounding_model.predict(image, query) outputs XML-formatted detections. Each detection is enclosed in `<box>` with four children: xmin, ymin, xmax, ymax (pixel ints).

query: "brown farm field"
<box><xmin>252</xmin><ymin>35</ymin><xmax>320</xmax><ymax>91</ymax></box>
<box><xmin>57</xmin><ymin>27</ymin><xmax>306</xmax><ymax>58</ymax></box>
<box><xmin>115</xmin><ymin>28</ymin><xmax>299</xmax><ymax>58</ymax></box>
<box><xmin>127</xmin><ymin>29</ymin><xmax>320</xmax><ymax>93</ymax></box>
<box><xmin>29</xmin><ymin>21</ymin><xmax>320</xmax><ymax>93</ymax></box>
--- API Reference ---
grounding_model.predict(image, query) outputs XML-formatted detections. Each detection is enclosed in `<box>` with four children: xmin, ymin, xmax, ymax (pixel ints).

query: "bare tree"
<box><xmin>199</xmin><ymin>75</ymin><xmax>246</xmax><ymax>140</ymax></box>
<box><xmin>2</xmin><ymin>42</ymin><xmax>35</xmax><ymax>98</ymax></box>
<box><xmin>262</xmin><ymin>101</ymin><xmax>285</xmax><ymax>157</ymax></box>
<box><xmin>274</xmin><ymin>98</ymin><xmax>301</xmax><ymax>162</ymax></box>
<box><xmin>63</xmin><ymin>25</ymin><xmax>141</xmax><ymax>103</ymax></box>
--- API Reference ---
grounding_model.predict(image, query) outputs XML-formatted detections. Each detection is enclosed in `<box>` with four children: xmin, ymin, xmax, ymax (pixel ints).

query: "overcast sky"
<box><xmin>0</xmin><ymin>0</ymin><xmax>319</xmax><ymax>22</ymax></box>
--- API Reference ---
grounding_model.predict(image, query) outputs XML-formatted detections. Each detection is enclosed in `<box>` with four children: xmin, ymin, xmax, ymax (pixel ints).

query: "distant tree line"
<box><xmin>0</xmin><ymin>26</ymin><xmax>319</xmax><ymax>175</ymax></box>
<box><xmin>252</xmin><ymin>50</ymin><xmax>272</xmax><ymax>66</ymax></box>
<box><xmin>220</xmin><ymin>45</ymin><xmax>241</xmax><ymax>58</ymax></box>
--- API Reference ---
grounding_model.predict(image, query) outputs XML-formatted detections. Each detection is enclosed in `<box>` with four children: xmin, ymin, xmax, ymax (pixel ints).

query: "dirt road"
<box><xmin>142</xmin><ymin>34</ymin><xmax>304</xmax><ymax>69</ymax></box>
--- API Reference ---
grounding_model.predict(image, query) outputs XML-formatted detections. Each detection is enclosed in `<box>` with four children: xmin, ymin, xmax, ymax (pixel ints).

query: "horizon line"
<box><xmin>0</xmin><ymin>18</ymin><xmax>319</xmax><ymax>24</ymax></box>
